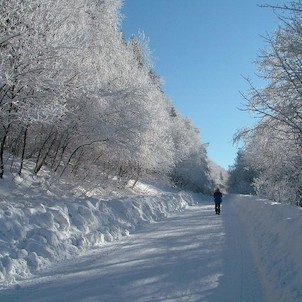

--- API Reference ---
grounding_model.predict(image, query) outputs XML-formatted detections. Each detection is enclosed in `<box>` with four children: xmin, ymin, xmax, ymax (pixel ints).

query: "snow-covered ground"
<box><xmin>0</xmin><ymin>196</ymin><xmax>264</xmax><ymax>302</ymax></box>
<box><xmin>0</xmin><ymin>167</ymin><xmax>302</xmax><ymax>301</ymax></box>
<box><xmin>0</xmin><ymin>165</ymin><xmax>195</xmax><ymax>285</ymax></box>
<box><xmin>232</xmin><ymin>195</ymin><xmax>302</xmax><ymax>302</ymax></box>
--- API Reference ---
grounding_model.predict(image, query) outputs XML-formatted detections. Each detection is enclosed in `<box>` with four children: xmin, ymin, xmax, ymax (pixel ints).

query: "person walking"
<box><xmin>213</xmin><ymin>188</ymin><xmax>222</xmax><ymax>214</ymax></box>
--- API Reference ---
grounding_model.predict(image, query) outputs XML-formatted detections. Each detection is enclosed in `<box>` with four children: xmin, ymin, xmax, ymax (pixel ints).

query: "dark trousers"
<box><xmin>215</xmin><ymin>202</ymin><xmax>221</xmax><ymax>214</ymax></box>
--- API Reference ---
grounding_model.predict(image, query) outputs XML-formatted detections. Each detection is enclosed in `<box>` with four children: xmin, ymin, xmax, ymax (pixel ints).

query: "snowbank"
<box><xmin>232</xmin><ymin>195</ymin><xmax>302</xmax><ymax>302</ymax></box>
<box><xmin>0</xmin><ymin>168</ymin><xmax>196</xmax><ymax>284</ymax></box>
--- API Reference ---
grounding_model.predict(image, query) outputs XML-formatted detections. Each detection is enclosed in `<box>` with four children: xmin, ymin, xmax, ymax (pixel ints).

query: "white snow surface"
<box><xmin>0</xmin><ymin>167</ymin><xmax>302</xmax><ymax>301</ymax></box>
<box><xmin>0</xmin><ymin>166</ymin><xmax>194</xmax><ymax>285</ymax></box>
<box><xmin>232</xmin><ymin>195</ymin><xmax>302</xmax><ymax>302</ymax></box>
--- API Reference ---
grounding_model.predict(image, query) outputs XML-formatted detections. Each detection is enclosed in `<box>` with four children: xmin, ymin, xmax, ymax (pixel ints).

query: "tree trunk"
<box><xmin>0</xmin><ymin>127</ymin><xmax>9</xmax><ymax>179</ymax></box>
<box><xmin>34</xmin><ymin>135</ymin><xmax>57</xmax><ymax>175</ymax></box>
<box><xmin>18</xmin><ymin>125</ymin><xmax>28</xmax><ymax>175</ymax></box>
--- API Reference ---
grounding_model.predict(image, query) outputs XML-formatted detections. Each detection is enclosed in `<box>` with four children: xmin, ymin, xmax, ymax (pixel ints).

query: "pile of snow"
<box><xmin>0</xmin><ymin>166</ymin><xmax>196</xmax><ymax>284</ymax></box>
<box><xmin>233</xmin><ymin>195</ymin><xmax>302</xmax><ymax>302</ymax></box>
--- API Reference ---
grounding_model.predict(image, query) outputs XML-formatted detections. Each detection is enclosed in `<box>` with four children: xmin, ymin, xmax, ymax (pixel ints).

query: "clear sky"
<box><xmin>121</xmin><ymin>0</ymin><xmax>284</xmax><ymax>170</ymax></box>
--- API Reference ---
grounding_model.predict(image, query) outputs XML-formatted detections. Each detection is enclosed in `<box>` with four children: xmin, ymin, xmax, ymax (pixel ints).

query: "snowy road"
<box><xmin>0</xmin><ymin>196</ymin><xmax>264</xmax><ymax>302</ymax></box>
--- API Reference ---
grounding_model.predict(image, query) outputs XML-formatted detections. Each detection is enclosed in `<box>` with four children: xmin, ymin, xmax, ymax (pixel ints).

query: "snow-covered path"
<box><xmin>0</xmin><ymin>197</ymin><xmax>264</xmax><ymax>302</ymax></box>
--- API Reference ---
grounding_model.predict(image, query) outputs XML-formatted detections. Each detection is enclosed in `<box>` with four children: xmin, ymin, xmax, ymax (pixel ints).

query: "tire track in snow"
<box><xmin>209</xmin><ymin>195</ymin><xmax>265</xmax><ymax>302</ymax></box>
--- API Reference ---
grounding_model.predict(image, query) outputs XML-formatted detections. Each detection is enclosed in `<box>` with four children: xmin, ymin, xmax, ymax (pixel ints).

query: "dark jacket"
<box><xmin>213</xmin><ymin>190</ymin><xmax>222</xmax><ymax>203</ymax></box>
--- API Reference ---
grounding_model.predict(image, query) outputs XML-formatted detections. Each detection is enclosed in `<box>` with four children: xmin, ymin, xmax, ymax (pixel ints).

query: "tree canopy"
<box><xmin>231</xmin><ymin>1</ymin><xmax>302</xmax><ymax>205</ymax></box>
<box><xmin>0</xmin><ymin>0</ymin><xmax>212</xmax><ymax>192</ymax></box>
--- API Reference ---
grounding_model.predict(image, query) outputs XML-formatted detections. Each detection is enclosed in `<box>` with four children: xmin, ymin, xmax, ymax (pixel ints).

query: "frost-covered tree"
<box><xmin>0</xmin><ymin>0</ymin><xmax>127</xmax><ymax>177</ymax></box>
<box><xmin>238</xmin><ymin>122</ymin><xmax>302</xmax><ymax>203</ymax></box>
<box><xmin>0</xmin><ymin>0</ymin><xmax>213</xmax><ymax>192</ymax></box>
<box><xmin>207</xmin><ymin>160</ymin><xmax>228</xmax><ymax>193</ymax></box>
<box><xmin>0</xmin><ymin>0</ymin><xmax>72</xmax><ymax>177</ymax></box>
<box><xmin>227</xmin><ymin>149</ymin><xmax>257</xmax><ymax>194</ymax></box>
<box><xmin>236</xmin><ymin>1</ymin><xmax>302</xmax><ymax>205</ymax></box>
<box><xmin>169</xmin><ymin>114</ymin><xmax>212</xmax><ymax>192</ymax></box>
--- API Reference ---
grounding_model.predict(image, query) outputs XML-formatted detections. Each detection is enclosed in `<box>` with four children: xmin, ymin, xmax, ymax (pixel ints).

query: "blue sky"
<box><xmin>121</xmin><ymin>0</ymin><xmax>284</xmax><ymax>169</ymax></box>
